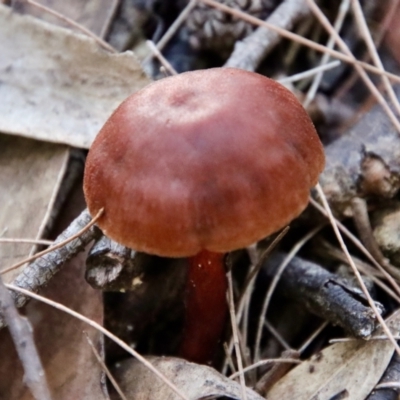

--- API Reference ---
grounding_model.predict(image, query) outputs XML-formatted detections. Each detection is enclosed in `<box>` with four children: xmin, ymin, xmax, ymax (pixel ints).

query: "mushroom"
<box><xmin>84</xmin><ymin>67</ymin><xmax>325</xmax><ymax>363</ymax></box>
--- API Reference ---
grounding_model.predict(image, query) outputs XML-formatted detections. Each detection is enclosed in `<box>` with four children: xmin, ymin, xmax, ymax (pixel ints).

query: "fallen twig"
<box><xmin>0</xmin><ymin>209</ymin><xmax>102</xmax><ymax>328</ymax></box>
<box><xmin>0</xmin><ymin>275</ymin><xmax>51</xmax><ymax>400</ymax></box>
<box><xmin>225</xmin><ymin>0</ymin><xmax>310</xmax><ymax>71</ymax></box>
<box><xmin>264</xmin><ymin>252</ymin><xmax>383</xmax><ymax>338</ymax></box>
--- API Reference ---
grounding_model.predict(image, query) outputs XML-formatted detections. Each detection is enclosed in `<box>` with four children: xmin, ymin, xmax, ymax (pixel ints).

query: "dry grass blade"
<box><xmin>351</xmin><ymin>0</ymin><xmax>400</xmax><ymax>116</ymax></box>
<box><xmin>240</xmin><ymin>227</ymin><xmax>289</xmax><ymax>305</ymax></box>
<box><xmin>315</xmin><ymin>183</ymin><xmax>400</xmax><ymax>356</ymax></box>
<box><xmin>222</xmin><ymin>227</ymin><xmax>289</xmax><ymax>376</ymax></box>
<box><xmin>84</xmin><ymin>332</ymin><xmax>128</xmax><ymax>400</ymax></box>
<box><xmin>147</xmin><ymin>0</ymin><xmax>197</xmax><ymax>56</ymax></box>
<box><xmin>375</xmin><ymin>382</ymin><xmax>400</xmax><ymax>389</ymax></box>
<box><xmin>146</xmin><ymin>40</ymin><xmax>178</xmax><ymax>76</ymax></box>
<box><xmin>303</xmin><ymin>0</ymin><xmax>350</xmax><ymax>108</ymax></box>
<box><xmin>309</xmin><ymin>197</ymin><xmax>400</xmax><ymax>296</ymax></box>
<box><xmin>197</xmin><ymin>0</ymin><xmax>400</xmax><ymax>83</ymax></box>
<box><xmin>297</xmin><ymin>321</ymin><xmax>329</xmax><ymax>354</ymax></box>
<box><xmin>264</xmin><ymin>319</ymin><xmax>292</xmax><ymax>351</ymax></box>
<box><xmin>227</xmin><ymin>269</ymin><xmax>248</xmax><ymax>400</ymax></box>
<box><xmin>330</xmin><ymin>335</ymin><xmax>400</xmax><ymax>343</ymax></box>
<box><xmin>254</xmin><ymin>225</ymin><xmax>323</xmax><ymax>362</ymax></box>
<box><xmin>0</xmin><ymin>238</ymin><xmax>53</xmax><ymax>245</ymax></box>
<box><xmin>324</xmin><ymin>245</ymin><xmax>400</xmax><ymax>304</ymax></box>
<box><xmin>229</xmin><ymin>358</ymin><xmax>301</xmax><ymax>380</ymax></box>
<box><xmin>305</xmin><ymin>0</ymin><xmax>400</xmax><ymax>134</ymax></box>
<box><xmin>5</xmin><ymin>284</ymin><xmax>190</xmax><ymax>400</ymax></box>
<box><xmin>277</xmin><ymin>60</ymin><xmax>341</xmax><ymax>84</ymax></box>
<box><xmin>23</xmin><ymin>0</ymin><xmax>116</xmax><ymax>52</ymax></box>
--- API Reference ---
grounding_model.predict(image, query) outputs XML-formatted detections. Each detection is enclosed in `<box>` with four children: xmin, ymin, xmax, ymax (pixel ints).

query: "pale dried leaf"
<box><xmin>0</xmin><ymin>4</ymin><xmax>150</xmax><ymax>148</ymax></box>
<box><xmin>112</xmin><ymin>356</ymin><xmax>265</xmax><ymax>400</ymax></box>
<box><xmin>17</xmin><ymin>0</ymin><xmax>118</xmax><ymax>37</ymax></box>
<box><xmin>266</xmin><ymin>311</ymin><xmax>400</xmax><ymax>400</ymax></box>
<box><xmin>0</xmin><ymin>135</ymin><xmax>69</xmax><ymax>282</ymax></box>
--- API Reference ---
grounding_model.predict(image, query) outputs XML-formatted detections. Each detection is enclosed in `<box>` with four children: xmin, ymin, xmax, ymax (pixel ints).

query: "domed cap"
<box><xmin>84</xmin><ymin>68</ymin><xmax>325</xmax><ymax>257</ymax></box>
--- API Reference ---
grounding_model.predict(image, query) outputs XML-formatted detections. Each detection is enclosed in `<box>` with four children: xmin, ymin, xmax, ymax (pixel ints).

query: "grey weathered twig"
<box><xmin>225</xmin><ymin>0</ymin><xmax>310</xmax><ymax>71</ymax></box>
<box><xmin>0</xmin><ymin>208</ymin><xmax>101</xmax><ymax>329</ymax></box>
<box><xmin>263</xmin><ymin>252</ymin><xmax>383</xmax><ymax>338</ymax></box>
<box><xmin>0</xmin><ymin>275</ymin><xmax>52</xmax><ymax>400</ymax></box>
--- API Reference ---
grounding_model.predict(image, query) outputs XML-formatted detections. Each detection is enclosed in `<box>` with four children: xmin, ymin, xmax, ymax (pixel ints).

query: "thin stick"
<box><xmin>223</xmin><ymin>342</ymin><xmax>237</xmax><ymax>374</ymax></box>
<box><xmin>33</xmin><ymin>149</ymin><xmax>68</xmax><ymax>257</ymax></box>
<box><xmin>1</xmin><ymin>208</ymin><xmax>103</xmax><ymax>275</ymax></box>
<box><xmin>277</xmin><ymin>60</ymin><xmax>341</xmax><ymax>84</ymax></box>
<box><xmin>241</xmin><ymin>289</ymin><xmax>251</xmax><ymax>352</ymax></box>
<box><xmin>197</xmin><ymin>0</ymin><xmax>400</xmax><ymax>83</ymax></box>
<box><xmin>84</xmin><ymin>332</ymin><xmax>128</xmax><ymax>400</ymax></box>
<box><xmin>303</xmin><ymin>0</ymin><xmax>350</xmax><ymax>108</ymax></box>
<box><xmin>315</xmin><ymin>183</ymin><xmax>400</xmax><ymax>356</ymax></box>
<box><xmin>146</xmin><ymin>40</ymin><xmax>178</xmax><ymax>76</ymax></box>
<box><xmin>229</xmin><ymin>358</ymin><xmax>301</xmax><ymax>380</ymax></box>
<box><xmin>222</xmin><ymin>228</ymin><xmax>289</xmax><ymax>375</ymax></box>
<box><xmin>23</xmin><ymin>0</ymin><xmax>116</xmax><ymax>53</ymax></box>
<box><xmin>305</xmin><ymin>0</ymin><xmax>400</xmax><ymax>134</ymax></box>
<box><xmin>351</xmin><ymin>197</ymin><xmax>390</xmax><ymax>269</ymax></box>
<box><xmin>240</xmin><ymin>227</ymin><xmax>289</xmax><ymax>304</ymax></box>
<box><xmin>351</xmin><ymin>0</ymin><xmax>400</xmax><ymax>116</ymax></box>
<box><xmin>264</xmin><ymin>319</ymin><xmax>292</xmax><ymax>351</ymax></box>
<box><xmin>324</xmin><ymin>245</ymin><xmax>400</xmax><ymax>303</ymax></box>
<box><xmin>6</xmin><ymin>284</ymin><xmax>190</xmax><ymax>400</ymax></box>
<box><xmin>0</xmin><ymin>276</ymin><xmax>51</xmax><ymax>400</ymax></box>
<box><xmin>297</xmin><ymin>321</ymin><xmax>329</xmax><ymax>354</ymax></box>
<box><xmin>375</xmin><ymin>382</ymin><xmax>400</xmax><ymax>390</ymax></box>
<box><xmin>309</xmin><ymin>197</ymin><xmax>400</xmax><ymax>296</ymax></box>
<box><xmin>227</xmin><ymin>270</ymin><xmax>248</xmax><ymax>400</ymax></box>
<box><xmin>330</xmin><ymin>335</ymin><xmax>400</xmax><ymax>344</ymax></box>
<box><xmin>144</xmin><ymin>0</ymin><xmax>197</xmax><ymax>62</ymax></box>
<box><xmin>254</xmin><ymin>225</ymin><xmax>322</xmax><ymax>362</ymax></box>
<box><xmin>0</xmin><ymin>238</ymin><xmax>53</xmax><ymax>246</ymax></box>
<box><xmin>334</xmin><ymin>0</ymin><xmax>400</xmax><ymax>100</ymax></box>
<box><xmin>376</xmin><ymin>0</ymin><xmax>400</xmax><ymax>47</ymax></box>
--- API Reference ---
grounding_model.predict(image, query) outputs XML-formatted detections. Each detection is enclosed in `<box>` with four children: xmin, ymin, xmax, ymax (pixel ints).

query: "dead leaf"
<box><xmin>112</xmin><ymin>356</ymin><xmax>265</xmax><ymax>400</ymax></box>
<box><xmin>15</xmin><ymin>0</ymin><xmax>118</xmax><ymax>37</ymax></box>
<box><xmin>0</xmin><ymin>182</ymin><xmax>108</xmax><ymax>400</ymax></box>
<box><xmin>0</xmin><ymin>135</ymin><xmax>69</xmax><ymax>282</ymax></box>
<box><xmin>0</xmin><ymin>3</ymin><xmax>150</xmax><ymax>148</ymax></box>
<box><xmin>266</xmin><ymin>311</ymin><xmax>400</xmax><ymax>400</ymax></box>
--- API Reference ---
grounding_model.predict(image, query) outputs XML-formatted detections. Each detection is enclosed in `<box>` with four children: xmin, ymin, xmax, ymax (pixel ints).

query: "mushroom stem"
<box><xmin>179</xmin><ymin>249</ymin><xmax>228</xmax><ymax>364</ymax></box>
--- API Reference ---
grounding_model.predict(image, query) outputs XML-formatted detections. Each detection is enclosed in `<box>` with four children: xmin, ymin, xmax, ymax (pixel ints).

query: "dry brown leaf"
<box><xmin>0</xmin><ymin>135</ymin><xmax>69</xmax><ymax>282</ymax></box>
<box><xmin>112</xmin><ymin>356</ymin><xmax>265</xmax><ymax>400</ymax></box>
<box><xmin>0</xmin><ymin>184</ymin><xmax>108</xmax><ymax>400</ymax></box>
<box><xmin>0</xmin><ymin>3</ymin><xmax>150</xmax><ymax>149</ymax></box>
<box><xmin>266</xmin><ymin>310</ymin><xmax>400</xmax><ymax>400</ymax></box>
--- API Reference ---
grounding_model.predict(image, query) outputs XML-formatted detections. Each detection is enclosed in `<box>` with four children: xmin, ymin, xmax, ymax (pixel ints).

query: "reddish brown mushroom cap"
<box><xmin>84</xmin><ymin>68</ymin><xmax>325</xmax><ymax>257</ymax></box>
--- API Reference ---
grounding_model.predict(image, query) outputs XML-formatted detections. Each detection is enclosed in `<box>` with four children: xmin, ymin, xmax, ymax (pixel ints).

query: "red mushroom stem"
<box><xmin>179</xmin><ymin>250</ymin><xmax>228</xmax><ymax>364</ymax></box>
